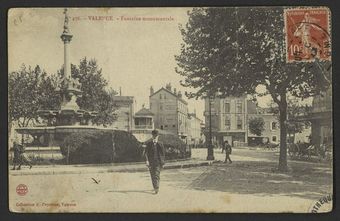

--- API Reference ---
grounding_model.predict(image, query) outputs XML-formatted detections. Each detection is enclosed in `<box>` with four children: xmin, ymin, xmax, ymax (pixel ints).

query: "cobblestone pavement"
<box><xmin>9</xmin><ymin>148</ymin><xmax>332</xmax><ymax>213</ymax></box>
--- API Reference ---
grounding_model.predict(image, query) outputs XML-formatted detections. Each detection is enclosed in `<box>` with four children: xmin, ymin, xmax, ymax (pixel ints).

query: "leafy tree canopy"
<box><xmin>176</xmin><ymin>7</ymin><xmax>331</xmax><ymax>171</ymax></box>
<box><xmin>9</xmin><ymin>65</ymin><xmax>60</xmax><ymax>127</ymax></box>
<box><xmin>58</xmin><ymin>57</ymin><xmax>118</xmax><ymax>126</ymax></box>
<box><xmin>249</xmin><ymin>117</ymin><xmax>265</xmax><ymax>136</ymax></box>
<box><xmin>10</xmin><ymin>57</ymin><xmax>118</xmax><ymax>128</ymax></box>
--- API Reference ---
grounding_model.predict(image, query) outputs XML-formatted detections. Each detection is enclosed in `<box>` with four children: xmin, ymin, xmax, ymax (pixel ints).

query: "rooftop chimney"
<box><xmin>150</xmin><ymin>86</ymin><xmax>154</xmax><ymax>95</ymax></box>
<box><xmin>165</xmin><ymin>83</ymin><xmax>172</xmax><ymax>91</ymax></box>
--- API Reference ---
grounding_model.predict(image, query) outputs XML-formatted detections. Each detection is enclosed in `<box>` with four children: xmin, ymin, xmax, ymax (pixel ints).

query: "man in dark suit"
<box><xmin>11</xmin><ymin>141</ymin><xmax>32</xmax><ymax>170</ymax></box>
<box><xmin>224</xmin><ymin>140</ymin><xmax>232</xmax><ymax>164</ymax></box>
<box><xmin>144</xmin><ymin>130</ymin><xmax>165</xmax><ymax>194</ymax></box>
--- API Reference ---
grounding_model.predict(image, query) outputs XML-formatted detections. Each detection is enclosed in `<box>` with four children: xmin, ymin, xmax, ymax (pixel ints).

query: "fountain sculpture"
<box><xmin>16</xmin><ymin>9</ymin><xmax>101</xmax><ymax>149</ymax></box>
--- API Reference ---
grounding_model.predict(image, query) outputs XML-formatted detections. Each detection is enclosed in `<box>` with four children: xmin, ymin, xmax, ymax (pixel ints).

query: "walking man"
<box><xmin>12</xmin><ymin>141</ymin><xmax>32</xmax><ymax>170</ymax></box>
<box><xmin>224</xmin><ymin>140</ymin><xmax>232</xmax><ymax>164</ymax></box>
<box><xmin>144</xmin><ymin>130</ymin><xmax>165</xmax><ymax>194</ymax></box>
<box><xmin>12</xmin><ymin>141</ymin><xmax>21</xmax><ymax>170</ymax></box>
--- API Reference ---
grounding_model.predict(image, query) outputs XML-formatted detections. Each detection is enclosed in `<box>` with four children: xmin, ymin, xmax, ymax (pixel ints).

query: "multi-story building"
<box><xmin>204</xmin><ymin>96</ymin><xmax>280</xmax><ymax>147</ymax></box>
<box><xmin>247</xmin><ymin>107</ymin><xmax>280</xmax><ymax>145</ymax></box>
<box><xmin>132</xmin><ymin>107</ymin><xmax>155</xmax><ymax>142</ymax></box>
<box><xmin>110</xmin><ymin>96</ymin><xmax>135</xmax><ymax>131</ymax></box>
<box><xmin>134</xmin><ymin>107</ymin><xmax>154</xmax><ymax>130</ymax></box>
<box><xmin>310</xmin><ymin>88</ymin><xmax>332</xmax><ymax>146</ymax></box>
<box><xmin>188</xmin><ymin>112</ymin><xmax>203</xmax><ymax>147</ymax></box>
<box><xmin>149</xmin><ymin>83</ymin><xmax>189</xmax><ymax>142</ymax></box>
<box><xmin>204</xmin><ymin>95</ymin><xmax>248</xmax><ymax>147</ymax></box>
<box><xmin>297</xmin><ymin>87</ymin><xmax>332</xmax><ymax>146</ymax></box>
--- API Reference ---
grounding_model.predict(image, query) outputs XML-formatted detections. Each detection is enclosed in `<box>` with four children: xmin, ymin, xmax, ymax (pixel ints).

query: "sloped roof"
<box><xmin>150</xmin><ymin>87</ymin><xmax>188</xmax><ymax>105</ymax></box>
<box><xmin>111</xmin><ymin>96</ymin><xmax>134</xmax><ymax>102</ymax></box>
<box><xmin>135</xmin><ymin>107</ymin><xmax>154</xmax><ymax>116</ymax></box>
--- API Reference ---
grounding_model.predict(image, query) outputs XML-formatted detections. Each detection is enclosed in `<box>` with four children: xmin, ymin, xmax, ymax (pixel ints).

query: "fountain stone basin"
<box><xmin>15</xmin><ymin>125</ymin><xmax>114</xmax><ymax>149</ymax></box>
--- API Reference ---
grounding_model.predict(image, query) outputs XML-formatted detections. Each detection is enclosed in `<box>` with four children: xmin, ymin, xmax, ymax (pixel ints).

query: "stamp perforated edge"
<box><xmin>283</xmin><ymin>6</ymin><xmax>332</xmax><ymax>63</ymax></box>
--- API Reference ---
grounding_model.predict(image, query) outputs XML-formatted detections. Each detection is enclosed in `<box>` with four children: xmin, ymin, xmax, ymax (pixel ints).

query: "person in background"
<box><xmin>221</xmin><ymin>141</ymin><xmax>226</xmax><ymax>153</ymax></box>
<box><xmin>143</xmin><ymin>130</ymin><xmax>165</xmax><ymax>194</ymax></box>
<box><xmin>12</xmin><ymin>141</ymin><xmax>21</xmax><ymax>170</ymax></box>
<box><xmin>12</xmin><ymin>141</ymin><xmax>32</xmax><ymax>170</ymax></box>
<box><xmin>224</xmin><ymin>140</ymin><xmax>232</xmax><ymax>164</ymax></box>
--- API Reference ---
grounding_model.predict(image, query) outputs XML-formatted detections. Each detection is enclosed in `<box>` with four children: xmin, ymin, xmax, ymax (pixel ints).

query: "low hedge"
<box><xmin>60</xmin><ymin>130</ymin><xmax>190</xmax><ymax>164</ymax></box>
<box><xmin>60</xmin><ymin>130</ymin><xmax>143</xmax><ymax>164</ymax></box>
<box><xmin>157</xmin><ymin>133</ymin><xmax>189</xmax><ymax>160</ymax></box>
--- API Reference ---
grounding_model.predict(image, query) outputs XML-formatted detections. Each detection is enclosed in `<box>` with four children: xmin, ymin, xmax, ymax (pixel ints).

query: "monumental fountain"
<box><xmin>16</xmin><ymin>9</ymin><xmax>102</xmax><ymax>152</ymax></box>
<box><xmin>14</xmin><ymin>9</ymin><xmax>189</xmax><ymax>164</ymax></box>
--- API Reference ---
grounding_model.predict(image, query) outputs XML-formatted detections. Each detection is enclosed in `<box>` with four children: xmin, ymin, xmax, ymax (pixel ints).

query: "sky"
<box><xmin>8</xmin><ymin>8</ymin><xmax>304</xmax><ymax>121</ymax></box>
<box><xmin>8</xmin><ymin>8</ymin><xmax>207</xmax><ymax>116</ymax></box>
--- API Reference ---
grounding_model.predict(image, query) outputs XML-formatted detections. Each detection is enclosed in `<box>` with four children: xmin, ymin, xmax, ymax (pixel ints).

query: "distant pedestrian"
<box><xmin>12</xmin><ymin>141</ymin><xmax>32</xmax><ymax>170</ymax></box>
<box><xmin>143</xmin><ymin>130</ymin><xmax>165</xmax><ymax>194</ymax></box>
<box><xmin>224</xmin><ymin>140</ymin><xmax>232</xmax><ymax>164</ymax></box>
<box><xmin>12</xmin><ymin>141</ymin><xmax>21</xmax><ymax>170</ymax></box>
<box><xmin>221</xmin><ymin>142</ymin><xmax>225</xmax><ymax>153</ymax></box>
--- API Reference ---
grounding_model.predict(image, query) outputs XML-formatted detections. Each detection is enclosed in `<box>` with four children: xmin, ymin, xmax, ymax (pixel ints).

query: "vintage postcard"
<box><xmin>8</xmin><ymin>7</ymin><xmax>332</xmax><ymax>213</ymax></box>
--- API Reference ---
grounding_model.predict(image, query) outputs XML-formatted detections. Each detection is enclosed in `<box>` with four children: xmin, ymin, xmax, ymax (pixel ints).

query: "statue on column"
<box><xmin>63</xmin><ymin>8</ymin><xmax>70</xmax><ymax>34</ymax></box>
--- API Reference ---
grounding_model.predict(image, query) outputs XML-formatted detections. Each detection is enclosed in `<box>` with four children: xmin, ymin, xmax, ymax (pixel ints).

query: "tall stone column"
<box><xmin>63</xmin><ymin>36</ymin><xmax>72</xmax><ymax>79</ymax></box>
<box><xmin>59</xmin><ymin>8</ymin><xmax>80</xmax><ymax>112</ymax></box>
<box><xmin>61</xmin><ymin>8</ymin><xmax>73</xmax><ymax>79</ymax></box>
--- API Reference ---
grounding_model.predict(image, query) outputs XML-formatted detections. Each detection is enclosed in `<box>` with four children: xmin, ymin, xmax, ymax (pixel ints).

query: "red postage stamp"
<box><xmin>284</xmin><ymin>7</ymin><xmax>331</xmax><ymax>62</ymax></box>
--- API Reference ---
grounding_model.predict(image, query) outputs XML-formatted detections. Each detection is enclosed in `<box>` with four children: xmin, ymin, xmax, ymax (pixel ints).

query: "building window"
<box><xmin>160</xmin><ymin>94</ymin><xmax>162</xmax><ymax>99</ymax></box>
<box><xmin>160</xmin><ymin>104</ymin><xmax>163</xmax><ymax>110</ymax></box>
<box><xmin>237</xmin><ymin>115</ymin><xmax>243</xmax><ymax>129</ymax></box>
<box><xmin>225</xmin><ymin>102</ymin><xmax>230</xmax><ymax>113</ymax></box>
<box><xmin>164</xmin><ymin>94</ymin><xmax>166</xmax><ymax>99</ymax></box>
<box><xmin>224</xmin><ymin>115</ymin><xmax>231</xmax><ymax>130</ymax></box>
<box><xmin>209</xmin><ymin>99</ymin><xmax>215</xmax><ymax>112</ymax></box>
<box><xmin>271</xmin><ymin>122</ymin><xmax>277</xmax><ymax>130</ymax></box>
<box><xmin>272</xmin><ymin>136</ymin><xmax>277</xmax><ymax>142</ymax></box>
<box><xmin>160</xmin><ymin>125</ymin><xmax>164</xmax><ymax>130</ymax></box>
<box><xmin>236</xmin><ymin>101</ymin><xmax>243</xmax><ymax>113</ymax></box>
<box><xmin>173</xmin><ymin>124</ymin><xmax>176</xmax><ymax>128</ymax></box>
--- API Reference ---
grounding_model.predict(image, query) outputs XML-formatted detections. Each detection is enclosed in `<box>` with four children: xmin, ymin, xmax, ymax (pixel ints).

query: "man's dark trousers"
<box><xmin>145</xmin><ymin>139</ymin><xmax>165</xmax><ymax>192</ymax></box>
<box><xmin>149</xmin><ymin>164</ymin><xmax>161</xmax><ymax>190</ymax></box>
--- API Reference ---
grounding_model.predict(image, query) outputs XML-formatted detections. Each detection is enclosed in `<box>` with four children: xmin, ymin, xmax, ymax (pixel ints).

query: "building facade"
<box><xmin>110</xmin><ymin>96</ymin><xmax>135</xmax><ymax>131</ymax></box>
<box><xmin>188</xmin><ymin>113</ymin><xmax>203</xmax><ymax>147</ymax></box>
<box><xmin>134</xmin><ymin>107</ymin><xmax>154</xmax><ymax>130</ymax></box>
<box><xmin>298</xmin><ymin>88</ymin><xmax>332</xmax><ymax>146</ymax></box>
<box><xmin>204</xmin><ymin>95</ymin><xmax>248</xmax><ymax>147</ymax></box>
<box><xmin>248</xmin><ymin>109</ymin><xmax>281</xmax><ymax>146</ymax></box>
<box><xmin>149</xmin><ymin>83</ymin><xmax>189</xmax><ymax>142</ymax></box>
<box><xmin>132</xmin><ymin>107</ymin><xmax>155</xmax><ymax>142</ymax></box>
<box><xmin>204</xmin><ymin>96</ymin><xmax>280</xmax><ymax>147</ymax></box>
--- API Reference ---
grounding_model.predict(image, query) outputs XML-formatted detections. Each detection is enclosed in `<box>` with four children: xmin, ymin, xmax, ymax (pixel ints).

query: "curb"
<box><xmin>9</xmin><ymin>160</ymin><xmax>218</xmax><ymax>176</ymax></box>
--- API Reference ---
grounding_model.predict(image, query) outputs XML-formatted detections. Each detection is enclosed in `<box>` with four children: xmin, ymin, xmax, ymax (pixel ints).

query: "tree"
<box><xmin>58</xmin><ymin>57</ymin><xmax>118</xmax><ymax>126</ymax></box>
<box><xmin>175</xmin><ymin>8</ymin><xmax>331</xmax><ymax>171</ymax></box>
<box><xmin>9</xmin><ymin>65</ymin><xmax>60</xmax><ymax>128</ymax></box>
<box><xmin>268</xmin><ymin>98</ymin><xmax>311</xmax><ymax>143</ymax></box>
<box><xmin>249</xmin><ymin>117</ymin><xmax>265</xmax><ymax>136</ymax></box>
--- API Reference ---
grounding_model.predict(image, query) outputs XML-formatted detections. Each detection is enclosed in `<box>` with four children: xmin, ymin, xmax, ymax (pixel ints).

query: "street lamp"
<box><xmin>207</xmin><ymin>96</ymin><xmax>215</xmax><ymax>160</ymax></box>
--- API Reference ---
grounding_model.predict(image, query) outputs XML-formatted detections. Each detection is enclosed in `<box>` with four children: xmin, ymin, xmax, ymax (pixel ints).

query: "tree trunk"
<box><xmin>278</xmin><ymin>92</ymin><xmax>288</xmax><ymax>171</ymax></box>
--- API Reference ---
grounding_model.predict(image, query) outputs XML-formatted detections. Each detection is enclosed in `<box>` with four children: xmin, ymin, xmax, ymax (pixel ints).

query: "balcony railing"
<box><xmin>134</xmin><ymin>125</ymin><xmax>153</xmax><ymax>129</ymax></box>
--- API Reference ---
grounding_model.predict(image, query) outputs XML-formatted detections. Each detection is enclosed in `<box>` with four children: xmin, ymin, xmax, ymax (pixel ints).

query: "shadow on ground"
<box><xmin>107</xmin><ymin>189</ymin><xmax>155</xmax><ymax>195</ymax></box>
<box><xmin>184</xmin><ymin>160</ymin><xmax>332</xmax><ymax>200</ymax></box>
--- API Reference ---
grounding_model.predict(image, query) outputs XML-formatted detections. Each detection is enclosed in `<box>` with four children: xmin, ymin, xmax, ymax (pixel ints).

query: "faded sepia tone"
<box><xmin>8</xmin><ymin>7</ymin><xmax>332</xmax><ymax>213</ymax></box>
